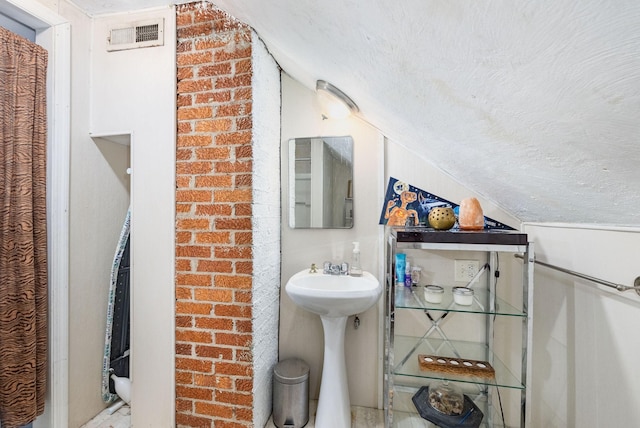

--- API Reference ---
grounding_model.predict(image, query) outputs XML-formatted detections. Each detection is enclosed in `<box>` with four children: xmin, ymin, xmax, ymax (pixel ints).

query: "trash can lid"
<box><xmin>274</xmin><ymin>358</ymin><xmax>309</xmax><ymax>384</ymax></box>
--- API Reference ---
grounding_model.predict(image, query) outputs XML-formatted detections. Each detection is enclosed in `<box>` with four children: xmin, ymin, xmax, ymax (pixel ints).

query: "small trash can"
<box><xmin>272</xmin><ymin>358</ymin><xmax>309</xmax><ymax>428</ymax></box>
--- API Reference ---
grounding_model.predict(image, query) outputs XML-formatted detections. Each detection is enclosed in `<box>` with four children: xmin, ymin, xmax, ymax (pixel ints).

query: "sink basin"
<box><xmin>285</xmin><ymin>270</ymin><xmax>382</xmax><ymax>317</ymax></box>
<box><xmin>285</xmin><ymin>269</ymin><xmax>381</xmax><ymax>427</ymax></box>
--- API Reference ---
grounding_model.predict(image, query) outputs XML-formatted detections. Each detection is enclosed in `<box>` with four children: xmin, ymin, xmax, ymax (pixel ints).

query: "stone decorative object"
<box><xmin>458</xmin><ymin>197</ymin><xmax>484</xmax><ymax>230</ymax></box>
<box><xmin>428</xmin><ymin>207</ymin><xmax>456</xmax><ymax>230</ymax></box>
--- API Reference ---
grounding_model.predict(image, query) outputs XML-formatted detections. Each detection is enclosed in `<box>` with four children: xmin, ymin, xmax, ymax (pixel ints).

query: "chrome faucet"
<box><xmin>323</xmin><ymin>261</ymin><xmax>349</xmax><ymax>275</ymax></box>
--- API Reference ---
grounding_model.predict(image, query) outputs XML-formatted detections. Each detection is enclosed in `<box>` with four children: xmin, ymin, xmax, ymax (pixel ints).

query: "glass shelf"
<box><xmin>390</xmin><ymin>386</ymin><xmax>513</xmax><ymax>428</ymax></box>
<box><xmin>393</xmin><ymin>336</ymin><xmax>524</xmax><ymax>390</ymax></box>
<box><xmin>395</xmin><ymin>285</ymin><xmax>526</xmax><ymax>317</ymax></box>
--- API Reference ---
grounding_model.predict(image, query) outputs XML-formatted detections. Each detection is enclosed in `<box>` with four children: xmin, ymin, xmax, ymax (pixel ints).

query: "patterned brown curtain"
<box><xmin>0</xmin><ymin>27</ymin><xmax>48</xmax><ymax>428</ymax></box>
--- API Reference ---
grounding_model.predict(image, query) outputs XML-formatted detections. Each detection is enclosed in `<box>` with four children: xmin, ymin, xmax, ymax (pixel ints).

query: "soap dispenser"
<box><xmin>350</xmin><ymin>242</ymin><xmax>363</xmax><ymax>277</ymax></box>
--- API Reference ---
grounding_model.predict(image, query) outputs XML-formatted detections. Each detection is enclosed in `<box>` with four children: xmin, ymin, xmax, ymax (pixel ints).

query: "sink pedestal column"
<box><xmin>315</xmin><ymin>315</ymin><xmax>350</xmax><ymax>428</ymax></box>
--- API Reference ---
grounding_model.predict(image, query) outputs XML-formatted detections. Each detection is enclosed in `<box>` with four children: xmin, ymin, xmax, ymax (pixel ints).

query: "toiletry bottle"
<box><xmin>411</xmin><ymin>266</ymin><xmax>422</xmax><ymax>285</ymax></box>
<box><xmin>405</xmin><ymin>260</ymin><xmax>412</xmax><ymax>287</ymax></box>
<box><xmin>395</xmin><ymin>253</ymin><xmax>406</xmax><ymax>285</ymax></box>
<box><xmin>350</xmin><ymin>242</ymin><xmax>363</xmax><ymax>277</ymax></box>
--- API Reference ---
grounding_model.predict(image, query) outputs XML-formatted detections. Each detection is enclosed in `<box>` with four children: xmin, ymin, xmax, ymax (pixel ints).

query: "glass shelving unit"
<box><xmin>384</xmin><ymin>227</ymin><xmax>534</xmax><ymax>428</ymax></box>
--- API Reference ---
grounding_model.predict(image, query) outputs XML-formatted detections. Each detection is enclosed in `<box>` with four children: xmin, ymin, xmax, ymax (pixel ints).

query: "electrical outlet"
<box><xmin>454</xmin><ymin>259</ymin><xmax>480</xmax><ymax>282</ymax></box>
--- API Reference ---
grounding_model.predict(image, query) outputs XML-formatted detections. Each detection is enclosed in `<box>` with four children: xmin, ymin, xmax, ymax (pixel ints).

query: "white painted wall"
<box><xmin>250</xmin><ymin>31</ymin><xmax>281</xmax><ymax>427</ymax></box>
<box><xmin>90</xmin><ymin>7</ymin><xmax>176</xmax><ymax>428</ymax></box>
<box><xmin>280</xmin><ymin>74</ymin><xmax>384</xmax><ymax>408</ymax></box>
<box><xmin>384</xmin><ymin>141</ymin><xmax>521</xmax><ymax>229</ymax></box>
<box><xmin>523</xmin><ymin>223</ymin><xmax>640</xmax><ymax>427</ymax></box>
<box><xmin>0</xmin><ymin>12</ymin><xmax>36</xmax><ymax>40</ymax></box>
<box><xmin>61</xmin><ymin>3</ymin><xmax>130</xmax><ymax>427</ymax></box>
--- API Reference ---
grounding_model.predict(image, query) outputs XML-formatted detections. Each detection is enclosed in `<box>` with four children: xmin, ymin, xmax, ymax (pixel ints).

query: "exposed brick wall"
<box><xmin>175</xmin><ymin>3</ymin><xmax>255</xmax><ymax>426</ymax></box>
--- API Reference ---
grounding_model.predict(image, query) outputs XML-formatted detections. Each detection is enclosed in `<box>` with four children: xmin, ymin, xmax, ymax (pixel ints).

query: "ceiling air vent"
<box><xmin>107</xmin><ymin>18</ymin><xmax>164</xmax><ymax>52</ymax></box>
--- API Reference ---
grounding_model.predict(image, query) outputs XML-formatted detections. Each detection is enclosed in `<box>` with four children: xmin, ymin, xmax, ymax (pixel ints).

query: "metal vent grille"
<box><xmin>136</xmin><ymin>24</ymin><xmax>158</xmax><ymax>43</ymax></box>
<box><xmin>107</xmin><ymin>19</ymin><xmax>164</xmax><ymax>52</ymax></box>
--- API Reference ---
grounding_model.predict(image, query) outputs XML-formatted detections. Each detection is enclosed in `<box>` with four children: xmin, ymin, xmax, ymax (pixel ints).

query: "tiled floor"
<box><xmin>80</xmin><ymin>402</ymin><xmax>130</xmax><ymax>428</ymax></box>
<box><xmin>264</xmin><ymin>400</ymin><xmax>385</xmax><ymax>427</ymax></box>
<box><xmin>81</xmin><ymin>400</ymin><xmax>384</xmax><ymax>428</ymax></box>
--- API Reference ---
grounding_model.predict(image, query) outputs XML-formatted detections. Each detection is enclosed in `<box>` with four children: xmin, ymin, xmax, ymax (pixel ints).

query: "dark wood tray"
<box><xmin>418</xmin><ymin>354</ymin><xmax>496</xmax><ymax>380</ymax></box>
<box><xmin>393</xmin><ymin>227</ymin><xmax>528</xmax><ymax>245</ymax></box>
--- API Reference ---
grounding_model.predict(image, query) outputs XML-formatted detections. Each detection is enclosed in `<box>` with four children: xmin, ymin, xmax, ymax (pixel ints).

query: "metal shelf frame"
<box><xmin>384</xmin><ymin>227</ymin><xmax>534</xmax><ymax>428</ymax></box>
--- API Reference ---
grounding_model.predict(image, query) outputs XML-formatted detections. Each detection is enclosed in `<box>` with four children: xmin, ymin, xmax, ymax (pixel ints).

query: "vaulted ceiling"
<box><xmin>72</xmin><ymin>0</ymin><xmax>640</xmax><ymax>226</ymax></box>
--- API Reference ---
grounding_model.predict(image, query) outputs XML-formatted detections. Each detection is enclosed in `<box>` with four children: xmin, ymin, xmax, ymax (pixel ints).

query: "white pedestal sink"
<box><xmin>285</xmin><ymin>269</ymin><xmax>382</xmax><ymax>428</ymax></box>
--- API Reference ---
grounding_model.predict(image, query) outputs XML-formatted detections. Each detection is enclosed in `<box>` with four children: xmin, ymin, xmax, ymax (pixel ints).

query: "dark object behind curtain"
<box><xmin>0</xmin><ymin>27</ymin><xmax>48</xmax><ymax>428</ymax></box>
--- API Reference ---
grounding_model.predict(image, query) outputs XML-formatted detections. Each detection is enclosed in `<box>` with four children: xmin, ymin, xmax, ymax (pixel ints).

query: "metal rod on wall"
<box><xmin>515</xmin><ymin>254</ymin><xmax>640</xmax><ymax>296</ymax></box>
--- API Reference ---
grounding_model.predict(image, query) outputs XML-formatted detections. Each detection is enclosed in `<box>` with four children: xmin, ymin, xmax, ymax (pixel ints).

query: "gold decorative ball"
<box><xmin>428</xmin><ymin>207</ymin><xmax>456</xmax><ymax>230</ymax></box>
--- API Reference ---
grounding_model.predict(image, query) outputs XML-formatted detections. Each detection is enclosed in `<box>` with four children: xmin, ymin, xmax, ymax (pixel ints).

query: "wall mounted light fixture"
<box><xmin>316</xmin><ymin>80</ymin><xmax>359</xmax><ymax>119</ymax></box>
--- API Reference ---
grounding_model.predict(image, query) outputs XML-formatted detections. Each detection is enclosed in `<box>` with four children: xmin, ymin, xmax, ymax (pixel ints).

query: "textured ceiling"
<box><xmin>72</xmin><ymin>0</ymin><xmax>640</xmax><ymax>226</ymax></box>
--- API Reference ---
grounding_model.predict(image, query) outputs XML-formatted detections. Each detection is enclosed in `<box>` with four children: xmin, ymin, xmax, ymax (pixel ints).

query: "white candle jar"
<box><xmin>424</xmin><ymin>285</ymin><xmax>444</xmax><ymax>304</ymax></box>
<box><xmin>452</xmin><ymin>287</ymin><xmax>474</xmax><ymax>305</ymax></box>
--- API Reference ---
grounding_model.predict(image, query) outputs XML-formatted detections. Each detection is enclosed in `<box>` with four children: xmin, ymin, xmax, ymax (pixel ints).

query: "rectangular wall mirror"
<box><xmin>288</xmin><ymin>136</ymin><xmax>354</xmax><ymax>229</ymax></box>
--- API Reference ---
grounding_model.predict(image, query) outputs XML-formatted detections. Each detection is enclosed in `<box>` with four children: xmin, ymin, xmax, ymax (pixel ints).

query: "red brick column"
<box><xmin>175</xmin><ymin>3</ymin><xmax>254</xmax><ymax>427</ymax></box>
